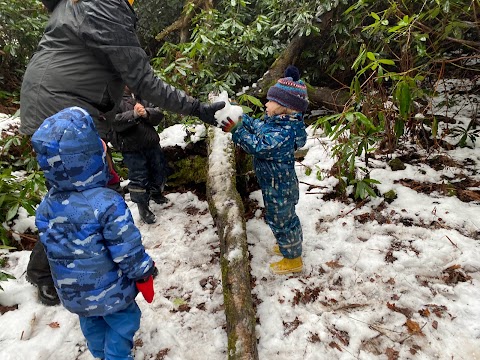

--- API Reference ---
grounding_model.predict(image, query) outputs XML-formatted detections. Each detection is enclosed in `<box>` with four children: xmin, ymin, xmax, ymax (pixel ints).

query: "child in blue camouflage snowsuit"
<box><xmin>221</xmin><ymin>66</ymin><xmax>308</xmax><ymax>275</ymax></box>
<box><xmin>32</xmin><ymin>106</ymin><xmax>157</xmax><ymax>360</ymax></box>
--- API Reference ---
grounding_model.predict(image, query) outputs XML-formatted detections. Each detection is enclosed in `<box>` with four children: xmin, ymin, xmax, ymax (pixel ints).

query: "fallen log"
<box><xmin>206</xmin><ymin>127</ymin><xmax>259</xmax><ymax>360</ymax></box>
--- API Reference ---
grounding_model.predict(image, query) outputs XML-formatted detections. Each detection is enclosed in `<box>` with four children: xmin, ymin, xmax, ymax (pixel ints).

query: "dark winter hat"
<box><xmin>267</xmin><ymin>66</ymin><xmax>309</xmax><ymax>112</ymax></box>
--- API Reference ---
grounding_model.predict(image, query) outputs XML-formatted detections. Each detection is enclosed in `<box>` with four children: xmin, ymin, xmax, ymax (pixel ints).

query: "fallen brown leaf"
<box><xmin>418</xmin><ymin>308</ymin><xmax>430</xmax><ymax>317</ymax></box>
<box><xmin>329</xmin><ymin>341</ymin><xmax>342</xmax><ymax>351</ymax></box>
<box><xmin>386</xmin><ymin>347</ymin><xmax>399</xmax><ymax>360</ymax></box>
<box><xmin>405</xmin><ymin>319</ymin><xmax>424</xmax><ymax>335</ymax></box>
<box><xmin>325</xmin><ymin>260</ymin><xmax>343</xmax><ymax>269</ymax></box>
<box><xmin>387</xmin><ymin>302</ymin><xmax>413</xmax><ymax>318</ymax></box>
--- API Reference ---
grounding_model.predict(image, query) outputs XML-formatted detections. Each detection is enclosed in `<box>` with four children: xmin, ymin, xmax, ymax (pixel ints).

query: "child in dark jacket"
<box><xmin>222</xmin><ymin>66</ymin><xmax>308</xmax><ymax>275</ymax></box>
<box><xmin>32</xmin><ymin>106</ymin><xmax>157</xmax><ymax>360</ymax></box>
<box><xmin>110</xmin><ymin>86</ymin><xmax>169</xmax><ymax>224</ymax></box>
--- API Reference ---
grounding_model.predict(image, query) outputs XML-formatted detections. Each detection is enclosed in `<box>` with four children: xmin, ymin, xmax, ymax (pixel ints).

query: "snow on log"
<box><xmin>206</xmin><ymin>127</ymin><xmax>259</xmax><ymax>360</ymax></box>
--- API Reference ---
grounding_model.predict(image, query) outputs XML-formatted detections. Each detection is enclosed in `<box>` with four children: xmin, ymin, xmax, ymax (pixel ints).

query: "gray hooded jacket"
<box><xmin>20</xmin><ymin>0</ymin><xmax>199</xmax><ymax>137</ymax></box>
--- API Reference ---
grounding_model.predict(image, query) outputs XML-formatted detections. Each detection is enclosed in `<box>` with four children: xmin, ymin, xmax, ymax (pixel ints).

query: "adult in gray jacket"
<box><xmin>21</xmin><ymin>0</ymin><xmax>225</xmax><ymax>306</ymax></box>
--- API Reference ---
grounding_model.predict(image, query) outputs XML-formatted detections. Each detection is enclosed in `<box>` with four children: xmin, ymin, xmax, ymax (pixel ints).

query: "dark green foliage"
<box><xmin>0</xmin><ymin>0</ymin><xmax>478</xmax><ymax>216</ymax></box>
<box><xmin>0</xmin><ymin>269</ymin><xmax>15</xmax><ymax>291</ymax></box>
<box><xmin>313</xmin><ymin>0</ymin><xmax>479</xmax><ymax>200</ymax></box>
<box><xmin>316</xmin><ymin>111</ymin><xmax>383</xmax><ymax>199</ymax></box>
<box><xmin>450</xmin><ymin>119</ymin><xmax>480</xmax><ymax>147</ymax></box>
<box><xmin>0</xmin><ymin>132</ymin><xmax>46</xmax><ymax>247</ymax></box>
<box><xmin>151</xmin><ymin>0</ymin><xmax>292</xmax><ymax>99</ymax></box>
<box><xmin>0</xmin><ymin>0</ymin><xmax>48</xmax><ymax>97</ymax></box>
<box><xmin>134</xmin><ymin>0</ymin><xmax>184</xmax><ymax>56</ymax></box>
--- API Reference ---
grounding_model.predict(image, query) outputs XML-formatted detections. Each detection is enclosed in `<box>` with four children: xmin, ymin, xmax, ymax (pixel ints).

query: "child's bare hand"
<box><xmin>134</xmin><ymin>103</ymin><xmax>147</xmax><ymax>117</ymax></box>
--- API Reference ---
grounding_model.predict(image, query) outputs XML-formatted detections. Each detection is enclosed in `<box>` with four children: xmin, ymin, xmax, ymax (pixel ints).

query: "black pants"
<box><xmin>27</xmin><ymin>169</ymin><xmax>54</xmax><ymax>286</ymax></box>
<box><xmin>27</xmin><ymin>241</ymin><xmax>54</xmax><ymax>286</ymax></box>
<box><xmin>122</xmin><ymin>145</ymin><xmax>167</xmax><ymax>204</ymax></box>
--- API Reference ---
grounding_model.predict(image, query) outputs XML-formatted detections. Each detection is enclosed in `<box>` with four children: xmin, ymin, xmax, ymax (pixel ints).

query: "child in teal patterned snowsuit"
<box><xmin>32</xmin><ymin>106</ymin><xmax>157</xmax><ymax>360</ymax></box>
<box><xmin>223</xmin><ymin>66</ymin><xmax>308</xmax><ymax>274</ymax></box>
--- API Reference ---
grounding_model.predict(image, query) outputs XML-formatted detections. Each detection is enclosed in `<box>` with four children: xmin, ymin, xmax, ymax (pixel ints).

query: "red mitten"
<box><xmin>221</xmin><ymin>116</ymin><xmax>242</xmax><ymax>133</ymax></box>
<box><xmin>136</xmin><ymin>275</ymin><xmax>154</xmax><ymax>303</ymax></box>
<box><xmin>108</xmin><ymin>168</ymin><xmax>121</xmax><ymax>186</ymax></box>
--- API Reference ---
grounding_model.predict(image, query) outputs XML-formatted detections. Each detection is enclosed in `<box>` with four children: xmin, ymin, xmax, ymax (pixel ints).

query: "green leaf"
<box><xmin>352</xmin><ymin>45</ymin><xmax>367</xmax><ymax>71</ymax></box>
<box><xmin>200</xmin><ymin>35</ymin><xmax>215</xmax><ymax>44</ymax></box>
<box><xmin>6</xmin><ymin>203</ymin><xmax>19</xmax><ymax>221</ymax></box>
<box><xmin>243</xmin><ymin>94</ymin><xmax>263</xmax><ymax>108</ymax></box>
<box><xmin>378</xmin><ymin>59</ymin><xmax>395</xmax><ymax>65</ymax></box>
<box><xmin>172</xmin><ymin>298</ymin><xmax>187</xmax><ymax>307</ymax></box>
<box><xmin>353</xmin><ymin>76</ymin><xmax>361</xmax><ymax>97</ymax></box>
<box><xmin>443</xmin><ymin>0</ymin><xmax>450</xmax><ymax>13</ymax></box>
<box><xmin>0</xmin><ymin>271</ymin><xmax>15</xmax><ymax>281</ymax></box>
<box><xmin>394</xmin><ymin>119</ymin><xmax>405</xmax><ymax>138</ymax></box>
<box><xmin>396</xmin><ymin>82</ymin><xmax>412</xmax><ymax>119</ymax></box>
<box><xmin>432</xmin><ymin>117</ymin><xmax>438</xmax><ymax>138</ymax></box>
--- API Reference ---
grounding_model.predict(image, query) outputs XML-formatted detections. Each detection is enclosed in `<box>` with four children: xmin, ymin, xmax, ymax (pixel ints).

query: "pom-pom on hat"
<box><xmin>267</xmin><ymin>65</ymin><xmax>309</xmax><ymax>112</ymax></box>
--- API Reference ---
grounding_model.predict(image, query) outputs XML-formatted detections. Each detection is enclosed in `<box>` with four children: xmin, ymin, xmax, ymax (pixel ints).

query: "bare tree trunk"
<box><xmin>253</xmin><ymin>35</ymin><xmax>309</xmax><ymax>96</ymax></box>
<box><xmin>252</xmin><ymin>11</ymin><xmax>349</xmax><ymax>111</ymax></box>
<box><xmin>252</xmin><ymin>34</ymin><xmax>349</xmax><ymax>110</ymax></box>
<box><xmin>206</xmin><ymin>127</ymin><xmax>259</xmax><ymax>360</ymax></box>
<box><xmin>308</xmin><ymin>85</ymin><xmax>350</xmax><ymax>112</ymax></box>
<box><xmin>155</xmin><ymin>0</ymin><xmax>214</xmax><ymax>42</ymax></box>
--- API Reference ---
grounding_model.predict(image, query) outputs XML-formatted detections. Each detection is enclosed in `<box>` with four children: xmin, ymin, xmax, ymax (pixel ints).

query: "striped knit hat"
<box><xmin>267</xmin><ymin>66</ymin><xmax>309</xmax><ymax>112</ymax></box>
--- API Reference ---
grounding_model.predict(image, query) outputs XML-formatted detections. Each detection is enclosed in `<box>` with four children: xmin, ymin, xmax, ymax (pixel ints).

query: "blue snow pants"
<box><xmin>122</xmin><ymin>145</ymin><xmax>168</xmax><ymax>204</ymax></box>
<box><xmin>255</xmin><ymin>160</ymin><xmax>303</xmax><ymax>259</ymax></box>
<box><xmin>79</xmin><ymin>301</ymin><xmax>141</xmax><ymax>360</ymax></box>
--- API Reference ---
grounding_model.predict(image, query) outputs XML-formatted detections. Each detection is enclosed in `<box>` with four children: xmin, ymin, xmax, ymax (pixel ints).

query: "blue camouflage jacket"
<box><xmin>232</xmin><ymin>112</ymin><xmax>307</xmax><ymax>193</ymax></box>
<box><xmin>32</xmin><ymin>107</ymin><xmax>154</xmax><ymax>317</ymax></box>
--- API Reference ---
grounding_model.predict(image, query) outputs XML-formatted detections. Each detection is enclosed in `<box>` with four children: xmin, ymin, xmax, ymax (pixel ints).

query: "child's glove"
<box><xmin>221</xmin><ymin>116</ymin><xmax>242</xmax><ymax>133</ymax></box>
<box><xmin>136</xmin><ymin>264</ymin><xmax>157</xmax><ymax>303</ymax></box>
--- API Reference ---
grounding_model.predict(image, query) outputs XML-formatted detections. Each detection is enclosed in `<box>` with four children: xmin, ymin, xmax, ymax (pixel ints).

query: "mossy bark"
<box><xmin>250</xmin><ymin>11</ymin><xmax>349</xmax><ymax>111</ymax></box>
<box><xmin>206</xmin><ymin>127</ymin><xmax>259</xmax><ymax>360</ymax></box>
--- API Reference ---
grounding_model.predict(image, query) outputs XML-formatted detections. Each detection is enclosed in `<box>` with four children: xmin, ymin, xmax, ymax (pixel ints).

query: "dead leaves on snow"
<box><xmin>387</xmin><ymin>302</ymin><xmax>413</xmax><ymax>319</ymax></box>
<box><xmin>0</xmin><ymin>304</ymin><xmax>18</xmax><ymax>314</ymax></box>
<box><xmin>292</xmin><ymin>286</ymin><xmax>321</xmax><ymax>305</ymax></box>
<box><xmin>442</xmin><ymin>264</ymin><xmax>472</xmax><ymax>284</ymax></box>
<box><xmin>404</xmin><ymin>319</ymin><xmax>424</xmax><ymax>336</ymax></box>
<box><xmin>283</xmin><ymin>317</ymin><xmax>302</xmax><ymax>336</ymax></box>
<box><xmin>133</xmin><ymin>339</ymin><xmax>170</xmax><ymax>360</ymax></box>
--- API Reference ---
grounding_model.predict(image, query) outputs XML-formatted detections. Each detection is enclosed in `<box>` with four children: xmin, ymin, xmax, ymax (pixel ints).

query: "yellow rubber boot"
<box><xmin>270</xmin><ymin>257</ymin><xmax>303</xmax><ymax>275</ymax></box>
<box><xmin>271</xmin><ymin>244</ymin><xmax>282</xmax><ymax>256</ymax></box>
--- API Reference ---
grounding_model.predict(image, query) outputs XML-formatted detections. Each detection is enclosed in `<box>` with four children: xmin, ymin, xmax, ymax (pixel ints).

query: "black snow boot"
<box><xmin>138</xmin><ymin>203</ymin><xmax>156</xmax><ymax>224</ymax></box>
<box><xmin>151</xmin><ymin>193</ymin><xmax>169</xmax><ymax>204</ymax></box>
<box><xmin>26</xmin><ymin>276</ymin><xmax>60</xmax><ymax>306</ymax></box>
<box><xmin>38</xmin><ymin>284</ymin><xmax>61</xmax><ymax>306</ymax></box>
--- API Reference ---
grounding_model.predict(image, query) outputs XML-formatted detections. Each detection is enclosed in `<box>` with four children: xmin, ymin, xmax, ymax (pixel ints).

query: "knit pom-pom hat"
<box><xmin>266</xmin><ymin>65</ymin><xmax>309</xmax><ymax>112</ymax></box>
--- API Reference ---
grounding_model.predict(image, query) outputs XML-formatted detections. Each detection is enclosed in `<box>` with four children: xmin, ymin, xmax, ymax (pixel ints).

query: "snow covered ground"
<box><xmin>0</xmin><ymin>78</ymin><xmax>479</xmax><ymax>359</ymax></box>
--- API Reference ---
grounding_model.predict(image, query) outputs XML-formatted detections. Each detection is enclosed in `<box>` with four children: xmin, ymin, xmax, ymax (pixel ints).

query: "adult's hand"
<box><xmin>193</xmin><ymin>101</ymin><xmax>226</xmax><ymax>125</ymax></box>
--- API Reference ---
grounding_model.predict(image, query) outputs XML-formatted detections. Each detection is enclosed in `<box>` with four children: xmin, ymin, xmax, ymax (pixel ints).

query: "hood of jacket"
<box><xmin>265</xmin><ymin>112</ymin><xmax>307</xmax><ymax>149</ymax></box>
<box><xmin>32</xmin><ymin>107</ymin><xmax>109</xmax><ymax>191</ymax></box>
